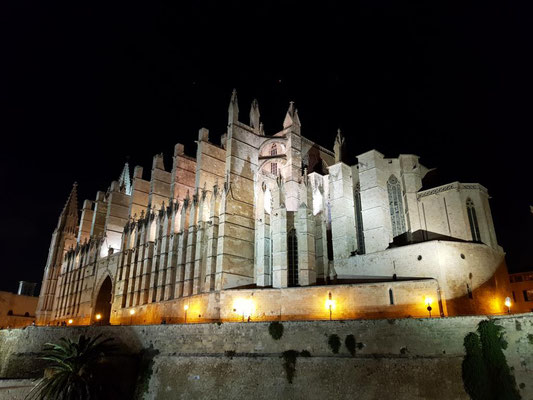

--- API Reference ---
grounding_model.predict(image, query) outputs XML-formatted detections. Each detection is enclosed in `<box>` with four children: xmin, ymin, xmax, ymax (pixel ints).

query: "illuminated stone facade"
<box><xmin>36</xmin><ymin>91</ymin><xmax>512</xmax><ymax>325</ymax></box>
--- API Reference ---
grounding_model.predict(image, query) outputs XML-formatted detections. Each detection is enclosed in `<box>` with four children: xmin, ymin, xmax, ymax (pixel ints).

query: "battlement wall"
<box><xmin>1</xmin><ymin>314</ymin><xmax>532</xmax><ymax>399</ymax></box>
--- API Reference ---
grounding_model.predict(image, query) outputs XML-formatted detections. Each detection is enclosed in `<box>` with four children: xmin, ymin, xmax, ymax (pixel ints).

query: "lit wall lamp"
<box><xmin>504</xmin><ymin>297</ymin><xmax>511</xmax><ymax>314</ymax></box>
<box><xmin>129</xmin><ymin>309</ymin><xmax>135</xmax><ymax>325</ymax></box>
<box><xmin>325</xmin><ymin>292</ymin><xmax>335</xmax><ymax>321</ymax></box>
<box><xmin>233</xmin><ymin>299</ymin><xmax>253</xmax><ymax>322</ymax></box>
<box><xmin>95</xmin><ymin>313</ymin><xmax>102</xmax><ymax>321</ymax></box>
<box><xmin>425</xmin><ymin>297</ymin><xmax>433</xmax><ymax>317</ymax></box>
<box><xmin>68</xmin><ymin>319</ymin><xmax>73</xmax><ymax>325</ymax></box>
<box><xmin>184</xmin><ymin>304</ymin><xmax>189</xmax><ymax>323</ymax></box>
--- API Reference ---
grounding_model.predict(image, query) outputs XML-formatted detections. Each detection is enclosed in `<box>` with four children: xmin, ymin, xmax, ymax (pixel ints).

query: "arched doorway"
<box><xmin>94</xmin><ymin>276</ymin><xmax>112</xmax><ymax>325</ymax></box>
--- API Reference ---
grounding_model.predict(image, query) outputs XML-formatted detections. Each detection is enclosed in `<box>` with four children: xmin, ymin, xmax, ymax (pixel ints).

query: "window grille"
<box><xmin>387</xmin><ymin>175</ymin><xmax>406</xmax><ymax>237</ymax></box>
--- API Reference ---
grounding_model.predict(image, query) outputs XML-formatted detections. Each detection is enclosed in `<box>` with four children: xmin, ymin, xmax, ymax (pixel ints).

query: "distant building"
<box><xmin>36</xmin><ymin>91</ymin><xmax>512</xmax><ymax>326</ymax></box>
<box><xmin>0</xmin><ymin>287</ymin><xmax>38</xmax><ymax>328</ymax></box>
<box><xmin>509</xmin><ymin>272</ymin><xmax>533</xmax><ymax>313</ymax></box>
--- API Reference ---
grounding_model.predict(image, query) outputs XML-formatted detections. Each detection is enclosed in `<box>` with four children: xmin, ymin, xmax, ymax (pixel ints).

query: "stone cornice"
<box><xmin>417</xmin><ymin>182</ymin><xmax>488</xmax><ymax>199</ymax></box>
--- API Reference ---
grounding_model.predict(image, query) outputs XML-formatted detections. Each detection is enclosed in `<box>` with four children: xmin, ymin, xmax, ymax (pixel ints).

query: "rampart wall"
<box><xmin>1</xmin><ymin>314</ymin><xmax>532</xmax><ymax>399</ymax></box>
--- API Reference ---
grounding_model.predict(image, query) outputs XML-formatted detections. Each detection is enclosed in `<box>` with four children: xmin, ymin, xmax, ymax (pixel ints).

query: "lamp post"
<box><xmin>505</xmin><ymin>297</ymin><xmax>511</xmax><ymax>314</ymax></box>
<box><xmin>325</xmin><ymin>292</ymin><xmax>333</xmax><ymax>321</ymax></box>
<box><xmin>184</xmin><ymin>304</ymin><xmax>189</xmax><ymax>323</ymax></box>
<box><xmin>129</xmin><ymin>309</ymin><xmax>135</xmax><ymax>325</ymax></box>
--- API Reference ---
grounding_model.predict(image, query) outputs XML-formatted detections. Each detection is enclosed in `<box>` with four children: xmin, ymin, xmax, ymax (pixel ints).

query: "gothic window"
<box><xmin>270</xmin><ymin>144</ymin><xmax>278</xmax><ymax>156</ymax></box>
<box><xmin>354</xmin><ymin>183</ymin><xmax>365</xmax><ymax>254</ymax></box>
<box><xmin>288</xmin><ymin>229</ymin><xmax>299</xmax><ymax>287</ymax></box>
<box><xmin>466</xmin><ymin>198</ymin><xmax>481</xmax><ymax>242</ymax></box>
<box><xmin>387</xmin><ymin>175</ymin><xmax>406</xmax><ymax>237</ymax></box>
<box><xmin>271</xmin><ymin>162</ymin><xmax>277</xmax><ymax>175</ymax></box>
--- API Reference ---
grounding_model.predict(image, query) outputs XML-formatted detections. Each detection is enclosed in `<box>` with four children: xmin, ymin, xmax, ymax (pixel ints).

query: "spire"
<box><xmin>283</xmin><ymin>101</ymin><xmax>301</xmax><ymax>130</ymax></box>
<box><xmin>249</xmin><ymin>98</ymin><xmax>261</xmax><ymax>131</ymax></box>
<box><xmin>228</xmin><ymin>88</ymin><xmax>239</xmax><ymax>124</ymax></box>
<box><xmin>333</xmin><ymin>128</ymin><xmax>346</xmax><ymax>163</ymax></box>
<box><xmin>118</xmin><ymin>162</ymin><xmax>132</xmax><ymax>195</ymax></box>
<box><xmin>57</xmin><ymin>182</ymin><xmax>79</xmax><ymax>234</ymax></box>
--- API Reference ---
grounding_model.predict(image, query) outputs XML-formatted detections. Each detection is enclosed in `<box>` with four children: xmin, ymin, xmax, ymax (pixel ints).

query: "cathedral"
<box><xmin>36</xmin><ymin>90</ymin><xmax>512</xmax><ymax>326</ymax></box>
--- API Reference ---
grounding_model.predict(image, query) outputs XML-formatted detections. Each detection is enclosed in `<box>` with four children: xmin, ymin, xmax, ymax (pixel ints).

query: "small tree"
<box><xmin>328</xmin><ymin>334</ymin><xmax>341</xmax><ymax>354</ymax></box>
<box><xmin>27</xmin><ymin>334</ymin><xmax>115</xmax><ymax>400</ymax></box>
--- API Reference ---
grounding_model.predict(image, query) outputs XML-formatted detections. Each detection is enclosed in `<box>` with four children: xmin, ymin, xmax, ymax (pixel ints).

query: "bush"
<box><xmin>282</xmin><ymin>350</ymin><xmax>299</xmax><ymax>383</ymax></box>
<box><xmin>27</xmin><ymin>334</ymin><xmax>116</xmax><ymax>400</ymax></box>
<box><xmin>345</xmin><ymin>334</ymin><xmax>356</xmax><ymax>356</ymax></box>
<box><xmin>328</xmin><ymin>334</ymin><xmax>341</xmax><ymax>354</ymax></box>
<box><xmin>299</xmin><ymin>350</ymin><xmax>311</xmax><ymax>357</ymax></box>
<box><xmin>462</xmin><ymin>320</ymin><xmax>521</xmax><ymax>400</ymax></box>
<box><xmin>224</xmin><ymin>350</ymin><xmax>236</xmax><ymax>359</ymax></box>
<box><xmin>268</xmin><ymin>321</ymin><xmax>284</xmax><ymax>340</ymax></box>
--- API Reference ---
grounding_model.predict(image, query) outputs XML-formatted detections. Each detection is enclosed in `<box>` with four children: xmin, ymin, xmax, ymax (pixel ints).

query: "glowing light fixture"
<box><xmin>68</xmin><ymin>319</ymin><xmax>73</xmax><ymax>324</ymax></box>
<box><xmin>425</xmin><ymin>297</ymin><xmax>433</xmax><ymax>317</ymax></box>
<box><xmin>233</xmin><ymin>298</ymin><xmax>254</xmax><ymax>322</ymax></box>
<box><xmin>505</xmin><ymin>297</ymin><xmax>511</xmax><ymax>314</ymax></box>
<box><xmin>129</xmin><ymin>309</ymin><xmax>135</xmax><ymax>315</ymax></box>
<box><xmin>325</xmin><ymin>292</ymin><xmax>335</xmax><ymax>321</ymax></box>
<box><xmin>95</xmin><ymin>313</ymin><xmax>102</xmax><ymax>320</ymax></box>
<box><xmin>184</xmin><ymin>304</ymin><xmax>189</xmax><ymax>323</ymax></box>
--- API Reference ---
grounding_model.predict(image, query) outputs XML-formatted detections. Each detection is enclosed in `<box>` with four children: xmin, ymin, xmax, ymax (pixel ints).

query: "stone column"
<box><xmin>175</xmin><ymin>197</ymin><xmax>190</xmax><ymax>298</ymax></box>
<box><xmin>193</xmin><ymin>191</ymin><xmax>208</xmax><ymax>294</ymax></box>
<box><xmin>271</xmin><ymin>182</ymin><xmax>288</xmax><ymax>288</ymax></box>
<box><xmin>183</xmin><ymin>195</ymin><xmax>198</xmax><ymax>297</ymax></box>
<box><xmin>328</xmin><ymin>162</ymin><xmax>357</xmax><ymax>259</ymax></box>
<box><xmin>357</xmin><ymin>150</ymin><xmax>391</xmax><ymax>253</ymax></box>
<box><xmin>204</xmin><ymin>186</ymin><xmax>220</xmax><ymax>292</ymax></box>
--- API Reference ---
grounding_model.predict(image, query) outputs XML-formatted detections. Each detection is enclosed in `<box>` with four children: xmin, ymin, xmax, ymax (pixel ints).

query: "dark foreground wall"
<box><xmin>1</xmin><ymin>314</ymin><xmax>532</xmax><ymax>399</ymax></box>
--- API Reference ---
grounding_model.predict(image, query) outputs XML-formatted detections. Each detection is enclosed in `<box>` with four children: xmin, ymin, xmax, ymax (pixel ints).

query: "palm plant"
<box><xmin>26</xmin><ymin>334</ymin><xmax>115</xmax><ymax>400</ymax></box>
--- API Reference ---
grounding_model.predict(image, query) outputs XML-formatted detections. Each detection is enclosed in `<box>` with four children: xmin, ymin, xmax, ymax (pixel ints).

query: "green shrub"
<box><xmin>299</xmin><ymin>350</ymin><xmax>311</xmax><ymax>357</ymax></box>
<box><xmin>462</xmin><ymin>320</ymin><xmax>521</xmax><ymax>400</ymax></box>
<box><xmin>224</xmin><ymin>350</ymin><xmax>236</xmax><ymax>359</ymax></box>
<box><xmin>27</xmin><ymin>334</ymin><xmax>116</xmax><ymax>400</ymax></box>
<box><xmin>282</xmin><ymin>350</ymin><xmax>299</xmax><ymax>383</ymax></box>
<box><xmin>345</xmin><ymin>334</ymin><xmax>356</xmax><ymax>356</ymax></box>
<box><xmin>268</xmin><ymin>321</ymin><xmax>284</xmax><ymax>340</ymax></box>
<box><xmin>328</xmin><ymin>334</ymin><xmax>341</xmax><ymax>354</ymax></box>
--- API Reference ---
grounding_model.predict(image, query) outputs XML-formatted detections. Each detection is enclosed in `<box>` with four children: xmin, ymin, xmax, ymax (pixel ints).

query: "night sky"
<box><xmin>2</xmin><ymin>1</ymin><xmax>532</xmax><ymax>293</ymax></box>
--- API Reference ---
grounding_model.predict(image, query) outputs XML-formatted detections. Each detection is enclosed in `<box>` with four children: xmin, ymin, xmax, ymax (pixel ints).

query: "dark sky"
<box><xmin>2</xmin><ymin>1</ymin><xmax>532</xmax><ymax>293</ymax></box>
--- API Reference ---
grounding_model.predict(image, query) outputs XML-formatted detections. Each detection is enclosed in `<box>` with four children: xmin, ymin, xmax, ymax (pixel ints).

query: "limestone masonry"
<box><xmin>36</xmin><ymin>90</ymin><xmax>512</xmax><ymax>326</ymax></box>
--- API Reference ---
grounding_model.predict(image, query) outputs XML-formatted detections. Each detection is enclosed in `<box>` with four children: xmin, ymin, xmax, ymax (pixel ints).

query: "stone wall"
<box><xmin>108</xmin><ymin>280</ymin><xmax>440</xmax><ymax>326</ymax></box>
<box><xmin>0</xmin><ymin>292</ymin><xmax>38</xmax><ymax>328</ymax></box>
<box><xmin>1</xmin><ymin>314</ymin><xmax>532</xmax><ymax>399</ymax></box>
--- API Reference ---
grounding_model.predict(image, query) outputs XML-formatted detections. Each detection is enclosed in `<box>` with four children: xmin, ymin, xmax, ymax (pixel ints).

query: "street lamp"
<box><xmin>184</xmin><ymin>304</ymin><xmax>189</xmax><ymax>323</ymax></box>
<box><xmin>325</xmin><ymin>292</ymin><xmax>334</xmax><ymax>321</ymax></box>
<box><xmin>505</xmin><ymin>297</ymin><xmax>511</xmax><ymax>314</ymax></box>
<box><xmin>425</xmin><ymin>297</ymin><xmax>433</xmax><ymax>317</ymax></box>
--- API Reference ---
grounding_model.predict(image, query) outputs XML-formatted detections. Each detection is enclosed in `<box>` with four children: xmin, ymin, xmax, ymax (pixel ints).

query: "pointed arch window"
<box><xmin>270</xmin><ymin>144</ymin><xmax>278</xmax><ymax>156</ymax></box>
<box><xmin>387</xmin><ymin>175</ymin><xmax>406</xmax><ymax>237</ymax></box>
<box><xmin>288</xmin><ymin>229</ymin><xmax>299</xmax><ymax>287</ymax></box>
<box><xmin>466</xmin><ymin>198</ymin><xmax>481</xmax><ymax>242</ymax></box>
<box><xmin>271</xmin><ymin>162</ymin><xmax>277</xmax><ymax>175</ymax></box>
<box><xmin>354</xmin><ymin>183</ymin><xmax>365</xmax><ymax>254</ymax></box>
